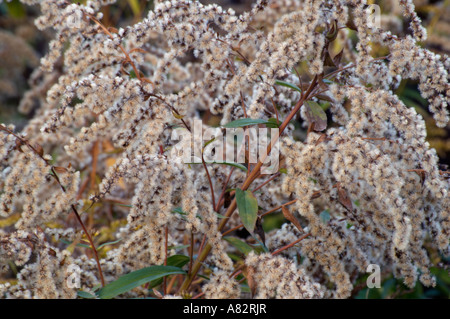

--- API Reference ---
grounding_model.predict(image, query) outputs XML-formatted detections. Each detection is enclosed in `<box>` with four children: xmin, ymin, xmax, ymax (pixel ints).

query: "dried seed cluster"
<box><xmin>0</xmin><ymin>0</ymin><xmax>448</xmax><ymax>299</ymax></box>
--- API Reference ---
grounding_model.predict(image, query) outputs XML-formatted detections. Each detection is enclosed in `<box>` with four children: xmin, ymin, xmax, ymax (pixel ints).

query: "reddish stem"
<box><xmin>271</xmin><ymin>233</ymin><xmax>311</xmax><ymax>256</ymax></box>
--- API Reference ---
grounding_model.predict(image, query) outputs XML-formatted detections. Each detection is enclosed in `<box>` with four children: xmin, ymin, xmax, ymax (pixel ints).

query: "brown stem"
<box><xmin>229</xmin><ymin>264</ymin><xmax>245</xmax><ymax>279</ymax></box>
<box><xmin>70</xmin><ymin>204</ymin><xmax>105</xmax><ymax>287</ymax></box>
<box><xmin>90</xmin><ymin>140</ymin><xmax>99</xmax><ymax>192</ymax></box>
<box><xmin>163</xmin><ymin>225</ymin><xmax>168</xmax><ymax>295</ymax></box>
<box><xmin>87</xmin><ymin>14</ymin><xmax>146</xmax><ymax>84</ymax></box>
<box><xmin>192</xmin><ymin>292</ymin><xmax>205</xmax><ymax>299</ymax></box>
<box><xmin>271</xmin><ymin>233</ymin><xmax>311</xmax><ymax>256</ymax></box>
<box><xmin>252</xmin><ymin>172</ymin><xmax>280</xmax><ymax>193</ymax></box>
<box><xmin>293</xmin><ymin>66</ymin><xmax>304</xmax><ymax>100</ymax></box>
<box><xmin>201</xmin><ymin>153</ymin><xmax>216</xmax><ymax>210</ymax></box>
<box><xmin>166</xmin><ymin>274</ymin><xmax>178</xmax><ymax>295</ymax></box>
<box><xmin>197</xmin><ymin>234</ymin><xmax>207</xmax><ymax>256</ymax></box>
<box><xmin>325</xmin><ymin>55</ymin><xmax>391</xmax><ymax>80</ymax></box>
<box><xmin>178</xmin><ymin>76</ymin><xmax>319</xmax><ymax>294</ymax></box>
<box><xmin>188</xmin><ymin>231</ymin><xmax>194</xmax><ymax>275</ymax></box>
<box><xmin>215</xmin><ymin>167</ymin><xmax>235</xmax><ymax>212</ymax></box>
<box><xmin>270</xmin><ymin>97</ymin><xmax>280</xmax><ymax>124</ymax></box>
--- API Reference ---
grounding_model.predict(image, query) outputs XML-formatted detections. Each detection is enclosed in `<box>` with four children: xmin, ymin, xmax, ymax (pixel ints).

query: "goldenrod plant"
<box><xmin>0</xmin><ymin>0</ymin><xmax>448</xmax><ymax>299</ymax></box>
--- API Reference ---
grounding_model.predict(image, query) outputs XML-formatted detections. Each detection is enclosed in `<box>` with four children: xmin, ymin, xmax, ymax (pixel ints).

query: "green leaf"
<box><xmin>319</xmin><ymin>210</ymin><xmax>331</xmax><ymax>224</ymax></box>
<box><xmin>171</xmin><ymin>207</ymin><xmax>187</xmax><ymax>216</ymax></box>
<box><xmin>222</xmin><ymin>118</ymin><xmax>271</xmax><ymax>128</ymax></box>
<box><xmin>324</xmin><ymin>51</ymin><xmax>337</xmax><ymax>67</ymax></box>
<box><xmin>77</xmin><ymin>290</ymin><xmax>97</xmax><ymax>299</ymax></box>
<box><xmin>97</xmin><ymin>239</ymin><xmax>122</xmax><ymax>250</ymax></box>
<box><xmin>171</xmin><ymin>207</ymin><xmax>203</xmax><ymax>221</ymax></box>
<box><xmin>60</xmin><ymin>239</ymin><xmax>91</xmax><ymax>249</ymax></box>
<box><xmin>251</xmin><ymin>243</ymin><xmax>269</xmax><ymax>254</ymax></box>
<box><xmin>166</xmin><ymin>255</ymin><xmax>190</xmax><ymax>268</ymax></box>
<box><xmin>332</xmin><ymin>49</ymin><xmax>344</xmax><ymax>67</ymax></box>
<box><xmin>224</xmin><ymin>237</ymin><xmax>254</xmax><ymax>255</ymax></box>
<box><xmin>203</xmin><ymin>137</ymin><xmax>216</xmax><ymax>150</ymax></box>
<box><xmin>91</xmin><ymin>284</ymin><xmax>102</xmax><ymax>292</ymax></box>
<box><xmin>235</xmin><ymin>188</ymin><xmax>259</xmax><ymax>233</ymax></box>
<box><xmin>61</xmin><ymin>238</ymin><xmax>122</xmax><ymax>250</ymax></box>
<box><xmin>197</xmin><ymin>274</ymin><xmax>210</xmax><ymax>281</ymax></box>
<box><xmin>219</xmin><ymin>162</ymin><xmax>248</xmax><ymax>171</ymax></box>
<box><xmin>126</xmin><ymin>0</ymin><xmax>141</xmax><ymax>18</ymax></box>
<box><xmin>129</xmin><ymin>69</ymin><xmax>137</xmax><ymax>79</ymax></box>
<box><xmin>116</xmin><ymin>203</ymin><xmax>133</xmax><ymax>208</ymax></box>
<box><xmin>322</xmin><ymin>79</ymin><xmax>335</xmax><ymax>85</ymax></box>
<box><xmin>304</xmin><ymin>100</ymin><xmax>328</xmax><ymax>131</ymax></box>
<box><xmin>402</xmin><ymin>87</ymin><xmax>428</xmax><ymax>105</ymax></box>
<box><xmin>214</xmin><ymin>211</ymin><xmax>228</xmax><ymax>219</ymax></box>
<box><xmin>6</xmin><ymin>0</ymin><xmax>25</xmax><ymax>18</ymax></box>
<box><xmin>228</xmin><ymin>252</ymin><xmax>244</xmax><ymax>262</ymax></box>
<box><xmin>265</xmin><ymin>118</ymin><xmax>281</xmax><ymax>128</ymax></box>
<box><xmin>320</xmin><ymin>102</ymin><xmax>331</xmax><ymax>111</ymax></box>
<box><xmin>96</xmin><ymin>266</ymin><xmax>186</xmax><ymax>299</ymax></box>
<box><xmin>240</xmin><ymin>283</ymin><xmax>251</xmax><ymax>293</ymax></box>
<box><xmin>275</xmin><ymin>80</ymin><xmax>302</xmax><ymax>94</ymax></box>
<box><xmin>326</xmin><ymin>19</ymin><xmax>338</xmax><ymax>41</ymax></box>
<box><xmin>146</xmin><ymin>255</ymin><xmax>191</xmax><ymax>289</ymax></box>
<box><xmin>186</xmin><ymin>161</ymin><xmax>248</xmax><ymax>172</ymax></box>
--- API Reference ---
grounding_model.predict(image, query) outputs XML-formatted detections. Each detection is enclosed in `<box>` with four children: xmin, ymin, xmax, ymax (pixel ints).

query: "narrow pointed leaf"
<box><xmin>333</xmin><ymin>49</ymin><xmax>344</xmax><ymax>66</ymax></box>
<box><xmin>214</xmin><ymin>211</ymin><xmax>228</xmax><ymax>219</ymax></box>
<box><xmin>235</xmin><ymin>188</ymin><xmax>259</xmax><ymax>233</ymax></box>
<box><xmin>146</xmin><ymin>255</ymin><xmax>190</xmax><ymax>289</ymax></box>
<box><xmin>126</xmin><ymin>0</ymin><xmax>141</xmax><ymax>17</ymax></box>
<box><xmin>304</xmin><ymin>100</ymin><xmax>327</xmax><ymax>131</ymax></box>
<box><xmin>96</xmin><ymin>265</ymin><xmax>185</xmax><ymax>299</ymax></box>
<box><xmin>203</xmin><ymin>137</ymin><xmax>216</xmax><ymax>150</ymax></box>
<box><xmin>166</xmin><ymin>255</ymin><xmax>190</xmax><ymax>268</ymax></box>
<box><xmin>172</xmin><ymin>111</ymin><xmax>184</xmax><ymax>119</ymax></box>
<box><xmin>275</xmin><ymin>80</ymin><xmax>302</xmax><ymax>94</ymax></box>
<box><xmin>243</xmin><ymin>266</ymin><xmax>257</xmax><ymax>297</ymax></box>
<box><xmin>337</xmin><ymin>185</ymin><xmax>353</xmax><ymax>211</ymax></box>
<box><xmin>319</xmin><ymin>210</ymin><xmax>331</xmax><ymax>224</ymax></box>
<box><xmin>254</xmin><ymin>216</ymin><xmax>266</xmax><ymax>245</ymax></box>
<box><xmin>222</xmin><ymin>118</ymin><xmax>271</xmax><ymax>128</ymax></box>
<box><xmin>34</xmin><ymin>143</ymin><xmax>44</xmax><ymax>157</ymax></box>
<box><xmin>324</xmin><ymin>51</ymin><xmax>336</xmax><ymax>67</ymax></box>
<box><xmin>224</xmin><ymin>237</ymin><xmax>254</xmax><ymax>255</ymax></box>
<box><xmin>186</xmin><ymin>161</ymin><xmax>248</xmax><ymax>172</ymax></box>
<box><xmin>171</xmin><ymin>207</ymin><xmax>187</xmax><ymax>216</ymax></box>
<box><xmin>266</xmin><ymin>118</ymin><xmax>281</xmax><ymax>128</ymax></box>
<box><xmin>326</xmin><ymin>20</ymin><xmax>338</xmax><ymax>41</ymax></box>
<box><xmin>97</xmin><ymin>239</ymin><xmax>122</xmax><ymax>249</ymax></box>
<box><xmin>53</xmin><ymin>166</ymin><xmax>68</xmax><ymax>174</ymax></box>
<box><xmin>77</xmin><ymin>290</ymin><xmax>96</xmax><ymax>299</ymax></box>
<box><xmin>281</xmin><ymin>206</ymin><xmax>303</xmax><ymax>232</ymax></box>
